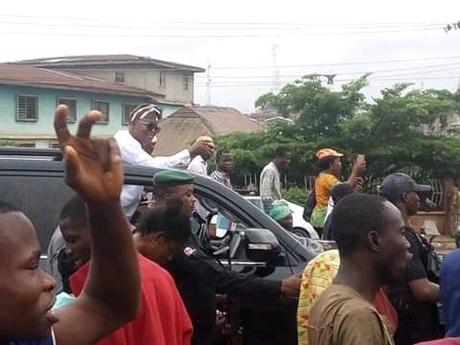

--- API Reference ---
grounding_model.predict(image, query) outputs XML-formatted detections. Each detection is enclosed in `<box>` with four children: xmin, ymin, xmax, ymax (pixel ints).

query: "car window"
<box><xmin>0</xmin><ymin>171</ymin><xmax>294</xmax><ymax>272</ymax></box>
<box><xmin>196</xmin><ymin>193</ymin><xmax>291</xmax><ymax>266</ymax></box>
<box><xmin>200</xmin><ymin>195</ymin><xmax>250</xmax><ymax>245</ymax></box>
<box><xmin>0</xmin><ymin>174</ymin><xmax>77</xmax><ymax>275</ymax></box>
<box><xmin>245</xmin><ymin>197</ymin><xmax>264</xmax><ymax>211</ymax></box>
<box><xmin>0</xmin><ymin>175</ymin><xmax>74</xmax><ymax>252</ymax></box>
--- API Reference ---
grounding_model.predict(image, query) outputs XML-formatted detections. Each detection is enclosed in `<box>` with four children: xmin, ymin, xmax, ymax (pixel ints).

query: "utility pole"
<box><xmin>206</xmin><ymin>62</ymin><xmax>212</xmax><ymax>105</ymax></box>
<box><xmin>272</xmin><ymin>44</ymin><xmax>280</xmax><ymax>92</ymax></box>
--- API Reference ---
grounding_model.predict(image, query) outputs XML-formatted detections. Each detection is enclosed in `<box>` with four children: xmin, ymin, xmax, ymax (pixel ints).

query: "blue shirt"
<box><xmin>8</xmin><ymin>336</ymin><xmax>54</xmax><ymax>345</ymax></box>
<box><xmin>441</xmin><ymin>249</ymin><xmax>460</xmax><ymax>337</ymax></box>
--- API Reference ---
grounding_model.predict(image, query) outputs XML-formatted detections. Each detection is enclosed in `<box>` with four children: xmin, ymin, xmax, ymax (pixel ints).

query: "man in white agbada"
<box><xmin>114</xmin><ymin>103</ymin><xmax>215</xmax><ymax>218</ymax></box>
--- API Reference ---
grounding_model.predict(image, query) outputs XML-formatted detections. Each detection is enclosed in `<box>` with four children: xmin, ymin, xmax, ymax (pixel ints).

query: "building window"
<box><xmin>16</xmin><ymin>95</ymin><xmax>38</xmax><ymax>121</ymax></box>
<box><xmin>183</xmin><ymin>75</ymin><xmax>190</xmax><ymax>91</ymax></box>
<box><xmin>91</xmin><ymin>100</ymin><xmax>110</xmax><ymax>123</ymax></box>
<box><xmin>57</xmin><ymin>98</ymin><xmax>77</xmax><ymax>122</ymax></box>
<box><xmin>115</xmin><ymin>71</ymin><xmax>125</xmax><ymax>83</ymax></box>
<box><xmin>159</xmin><ymin>72</ymin><xmax>166</xmax><ymax>88</ymax></box>
<box><xmin>49</xmin><ymin>142</ymin><xmax>60</xmax><ymax>149</ymax></box>
<box><xmin>123</xmin><ymin>103</ymin><xmax>139</xmax><ymax>125</ymax></box>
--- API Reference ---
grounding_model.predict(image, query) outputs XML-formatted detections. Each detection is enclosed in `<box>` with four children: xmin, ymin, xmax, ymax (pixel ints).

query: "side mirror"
<box><xmin>243</xmin><ymin>228</ymin><xmax>281</xmax><ymax>262</ymax></box>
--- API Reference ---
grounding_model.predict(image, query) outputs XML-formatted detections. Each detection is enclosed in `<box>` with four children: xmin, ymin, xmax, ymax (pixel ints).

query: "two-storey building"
<box><xmin>0</xmin><ymin>63</ymin><xmax>158</xmax><ymax>148</ymax></box>
<box><xmin>16</xmin><ymin>55</ymin><xmax>205</xmax><ymax>117</ymax></box>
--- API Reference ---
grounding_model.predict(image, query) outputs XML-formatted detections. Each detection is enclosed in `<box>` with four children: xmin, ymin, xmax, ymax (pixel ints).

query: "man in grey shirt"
<box><xmin>259</xmin><ymin>147</ymin><xmax>292</xmax><ymax>214</ymax></box>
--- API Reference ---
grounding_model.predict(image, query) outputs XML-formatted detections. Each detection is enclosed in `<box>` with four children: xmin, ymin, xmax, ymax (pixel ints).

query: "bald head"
<box><xmin>331</xmin><ymin>193</ymin><xmax>410</xmax><ymax>285</ymax></box>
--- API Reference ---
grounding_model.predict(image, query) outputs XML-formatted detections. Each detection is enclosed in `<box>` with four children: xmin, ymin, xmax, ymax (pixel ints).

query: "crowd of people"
<box><xmin>1</xmin><ymin>102</ymin><xmax>460</xmax><ymax>345</ymax></box>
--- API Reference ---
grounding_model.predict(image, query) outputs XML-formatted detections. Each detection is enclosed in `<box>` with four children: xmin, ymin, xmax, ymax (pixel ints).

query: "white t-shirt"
<box><xmin>187</xmin><ymin>155</ymin><xmax>207</xmax><ymax>175</ymax></box>
<box><xmin>187</xmin><ymin>155</ymin><xmax>209</xmax><ymax>220</ymax></box>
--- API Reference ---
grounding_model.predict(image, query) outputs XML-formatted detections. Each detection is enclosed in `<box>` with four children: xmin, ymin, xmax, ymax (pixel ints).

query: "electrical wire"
<box><xmin>195</xmin><ymin>75</ymin><xmax>460</xmax><ymax>87</ymax></box>
<box><xmin>207</xmin><ymin>56</ymin><xmax>460</xmax><ymax>70</ymax></box>
<box><xmin>0</xmin><ymin>14</ymin><xmax>447</xmax><ymax>28</ymax></box>
<box><xmin>195</xmin><ymin>63</ymin><xmax>460</xmax><ymax>81</ymax></box>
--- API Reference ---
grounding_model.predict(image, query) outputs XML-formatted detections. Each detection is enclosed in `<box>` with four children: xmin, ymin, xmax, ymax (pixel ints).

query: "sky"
<box><xmin>1</xmin><ymin>0</ymin><xmax>460</xmax><ymax>112</ymax></box>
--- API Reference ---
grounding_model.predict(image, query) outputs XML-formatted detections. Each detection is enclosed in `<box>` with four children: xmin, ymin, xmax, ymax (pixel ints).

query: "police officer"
<box><xmin>151</xmin><ymin>171</ymin><xmax>301</xmax><ymax>345</ymax></box>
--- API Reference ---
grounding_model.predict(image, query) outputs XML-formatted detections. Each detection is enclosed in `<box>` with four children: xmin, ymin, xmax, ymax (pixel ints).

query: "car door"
<box><xmin>195</xmin><ymin>191</ymin><xmax>304</xmax><ymax>277</ymax></box>
<box><xmin>193</xmin><ymin>191</ymin><xmax>301</xmax><ymax>345</ymax></box>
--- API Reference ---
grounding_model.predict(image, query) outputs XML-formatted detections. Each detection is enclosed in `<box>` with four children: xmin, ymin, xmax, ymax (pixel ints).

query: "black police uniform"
<box><xmin>166</xmin><ymin>233</ymin><xmax>282</xmax><ymax>345</ymax></box>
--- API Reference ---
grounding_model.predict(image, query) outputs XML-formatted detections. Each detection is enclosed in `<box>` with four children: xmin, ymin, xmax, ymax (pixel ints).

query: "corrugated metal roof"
<box><xmin>153</xmin><ymin>106</ymin><xmax>263</xmax><ymax>155</ymax></box>
<box><xmin>0</xmin><ymin>63</ymin><xmax>163</xmax><ymax>98</ymax></box>
<box><xmin>15</xmin><ymin>54</ymin><xmax>205</xmax><ymax>73</ymax></box>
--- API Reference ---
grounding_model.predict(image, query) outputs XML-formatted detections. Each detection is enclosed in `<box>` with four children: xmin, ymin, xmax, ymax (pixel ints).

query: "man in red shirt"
<box><xmin>59</xmin><ymin>195</ymin><xmax>193</xmax><ymax>345</ymax></box>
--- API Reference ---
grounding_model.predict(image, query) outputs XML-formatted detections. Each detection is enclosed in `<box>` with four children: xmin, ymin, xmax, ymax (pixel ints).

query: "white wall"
<box><xmin>67</xmin><ymin>68</ymin><xmax>194</xmax><ymax>104</ymax></box>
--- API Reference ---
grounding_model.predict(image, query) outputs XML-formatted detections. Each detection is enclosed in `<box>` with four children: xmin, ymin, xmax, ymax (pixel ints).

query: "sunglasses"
<box><xmin>140</xmin><ymin>121</ymin><xmax>161</xmax><ymax>134</ymax></box>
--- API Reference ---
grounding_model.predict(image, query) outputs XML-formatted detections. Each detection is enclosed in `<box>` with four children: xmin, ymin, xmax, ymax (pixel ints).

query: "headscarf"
<box><xmin>269</xmin><ymin>199</ymin><xmax>293</xmax><ymax>221</ymax></box>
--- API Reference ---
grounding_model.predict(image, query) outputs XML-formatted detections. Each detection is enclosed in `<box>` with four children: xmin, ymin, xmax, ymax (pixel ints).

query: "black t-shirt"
<box><xmin>388</xmin><ymin>226</ymin><xmax>440</xmax><ymax>345</ymax></box>
<box><xmin>404</xmin><ymin>227</ymin><xmax>428</xmax><ymax>282</ymax></box>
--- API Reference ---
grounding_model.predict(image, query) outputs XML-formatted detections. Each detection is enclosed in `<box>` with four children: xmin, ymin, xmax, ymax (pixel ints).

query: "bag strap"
<box><xmin>404</xmin><ymin>226</ymin><xmax>439</xmax><ymax>270</ymax></box>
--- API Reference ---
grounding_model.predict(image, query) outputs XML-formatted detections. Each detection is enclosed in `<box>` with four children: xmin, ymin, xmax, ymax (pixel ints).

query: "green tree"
<box><xmin>255</xmin><ymin>75</ymin><xmax>368</xmax><ymax>139</ymax></box>
<box><xmin>217</xmin><ymin>78</ymin><xmax>460</xmax><ymax>189</ymax></box>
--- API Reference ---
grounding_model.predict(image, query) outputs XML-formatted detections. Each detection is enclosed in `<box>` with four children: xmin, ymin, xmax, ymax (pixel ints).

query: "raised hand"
<box><xmin>54</xmin><ymin>105</ymin><xmax>123</xmax><ymax>204</ymax></box>
<box><xmin>354</xmin><ymin>154</ymin><xmax>367</xmax><ymax>174</ymax></box>
<box><xmin>52</xmin><ymin>106</ymin><xmax>139</xmax><ymax>345</ymax></box>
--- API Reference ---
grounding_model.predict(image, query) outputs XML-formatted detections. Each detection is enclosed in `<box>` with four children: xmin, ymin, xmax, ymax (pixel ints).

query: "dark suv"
<box><xmin>0</xmin><ymin>148</ymin><xmax>317</xmax><ymax>344</ymax></box>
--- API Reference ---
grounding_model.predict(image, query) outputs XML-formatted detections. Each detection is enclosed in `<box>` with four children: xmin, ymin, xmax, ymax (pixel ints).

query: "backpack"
<box><xmin>387</xmin><ymin>227</ymin><xmax>444</xmax><ymax>341</ymax></box>
<box><xmin>426</xmin><ymin>250</ymin><xmax>442</xmax><ymax>284</ymax></box>
<box><xmin>303</xmin><ymin>187</ymin><xmax>316</xmax><ymax>222</ymax></box>
<box><xmin>389</xmin><ymin>227</ymin><xmax>442</xmax><ymax>311</ymax></box>
<box><xmin>411</xmin><ymin>230</ymin><xmax>442</xmax><ymax>284</ymax></box>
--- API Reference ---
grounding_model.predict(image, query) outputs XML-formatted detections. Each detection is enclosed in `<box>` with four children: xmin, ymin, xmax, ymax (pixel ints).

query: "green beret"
<box><xmin>269</xmin><ymin>200</ymin><xmax>292</xmax><ymax>221</ymax></box>
<box><xmin>153</xmin><ymin>170</ymin><xmax>194</xmax><ymax>186</ymax></box>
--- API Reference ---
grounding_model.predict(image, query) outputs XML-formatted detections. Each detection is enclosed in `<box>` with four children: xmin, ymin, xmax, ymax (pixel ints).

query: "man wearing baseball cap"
<box><xmin>379</xmin><ymin>173</ymin><xmax>442</xmax><ymax>345</ymax></box>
